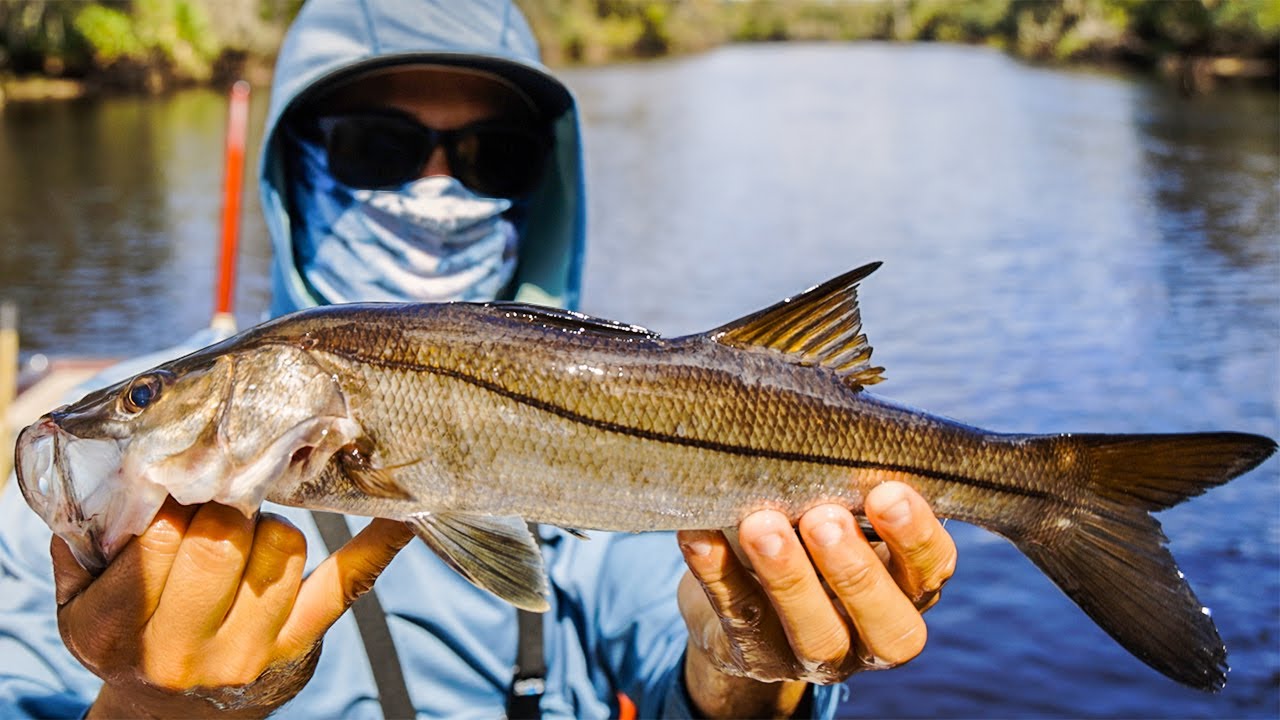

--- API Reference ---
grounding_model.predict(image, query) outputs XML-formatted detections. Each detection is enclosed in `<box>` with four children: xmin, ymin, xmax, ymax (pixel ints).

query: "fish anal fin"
<box><xmin>336</xmin><ymin>442</ymin><xmax>412</xmax><ymax>500</ymax></box>
<box><xmin>406</xmin><ymin>512</ymin><xmax>550</xmax><ymax>612</ymax></box>
<box><xmin>1020</xmin><ymin>509</ymin><xmax>1226</xmax><ymax>690</ymax></box>
<box><xmin>709</xmin><ymin>262</ymin><xmax>885</xmax><ymax>389</ymax></box>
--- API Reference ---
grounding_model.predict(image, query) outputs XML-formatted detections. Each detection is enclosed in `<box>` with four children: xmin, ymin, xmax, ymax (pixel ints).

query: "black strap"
<box><xmin>506</xmin><ymin>525</ymin><xmax>546</xmax><ymax>720</ymax></box>
<box><xmin>313</xmin><ymin>511</ymin><xmax>417</xmax><ymax>720</ymax></box>
<box><xmin>507</xmin><ymin>608</ymin><xmax>546</xmax><ymax>719</ymax></box>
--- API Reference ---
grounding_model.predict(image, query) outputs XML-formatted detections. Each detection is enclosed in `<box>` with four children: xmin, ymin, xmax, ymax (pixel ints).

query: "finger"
<box><xmin>58</xmin><ymin>497</ymin><xmax>197</xmax><ymax>608</ymax></box>
<box><xmin>800</xmin><ymin>504</ymin><xmax>926</xmax><ymax>668</ymax></box>
<box><xmin>55</xmin><ymin>499</ymin><xmax>196</xmax><ymax>666</ymax></box>
<box><xmin>146</xmin><ymin>503</ymin><xmax>256</xmax><ymax>655</ymax></box>
<box><xmin>678</xmin><ymin>528</ymin><xmax>769</xmax><ymax>626</ymax></box>
<box><xmin>278</xmin><ymin>518</ymin><xmax>413</xmax><ymax>654</ymax></box>
<box><xmin>738</xmin><ymin>510</ymin><xmax>851</xmax><ymax>669</ymax></box>
<box><xmin>677</xmin><ymin>528</ymin><xmax>794</xmax><ymax>672</ymax></box>
<box><xmin>676</xmin><ymin>567</ymin><xmax>725</xmax><ymax>657</ymax></box>
<box><xmin>217</xmin><ymin>513</ymin><xmax>309</xmax><ymax>666</ymax></box>
<box><xmin>865</xmin><ymin>482</ymin><xmax>956</xmax><ymax>609</ymax></box>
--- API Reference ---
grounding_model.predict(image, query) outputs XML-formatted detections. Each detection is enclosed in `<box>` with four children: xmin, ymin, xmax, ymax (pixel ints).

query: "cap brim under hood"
<box><xmin>260</xmin><ymin>0</ymin><xmax>585</xmax><ymax>317</ymax></box>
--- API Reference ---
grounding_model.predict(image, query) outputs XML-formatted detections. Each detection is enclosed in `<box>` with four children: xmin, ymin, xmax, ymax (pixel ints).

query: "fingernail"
<box><xmin>682</xmin><ymin>538</ymin><xmax>712</xmax><ymax>557</ymax></box>
<box><xmin>751</xmin><ymin>532</ymin><xmax>784</xmax><ymax>558</ymax></box>
<box><xmin>881</xmin><ymin>495</ymin><xmax>912</xmax><ymax>527</ymax></box>
<box><xmin>812</xmin><ymin>521</ymin><xmax>844</xmax><ymax>547</ymax></box>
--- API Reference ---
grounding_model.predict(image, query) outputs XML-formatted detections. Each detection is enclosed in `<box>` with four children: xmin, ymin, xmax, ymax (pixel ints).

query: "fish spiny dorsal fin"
<box><xmin>710</xmin><ymin>262</ymin><xmax>885</xmax><ymax>389</ymax></box>
<box><xmin>481</xmin><ymin>302</ymin><xmax>659</xmax><ymax>339</ymax></box>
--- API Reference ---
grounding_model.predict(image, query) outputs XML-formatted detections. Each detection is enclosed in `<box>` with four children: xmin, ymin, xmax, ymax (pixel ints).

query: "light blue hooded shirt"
<box><xmin>262</xmin><ymin>0</ymin><xmax>586</xmax><ymax>317</ymax></box>
<box><xmin>0</xmin><ymin>1</ymin><xmax>847</xmax><ymax>717</ymax></box>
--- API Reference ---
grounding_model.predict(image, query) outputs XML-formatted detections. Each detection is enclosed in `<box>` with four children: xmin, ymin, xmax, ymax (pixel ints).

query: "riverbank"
<box><xmin>0</xmin><ymin>53</ymin><xmax>275</xmax><ymax>104</ymax></box>
<box><xmin>1</xmin><ymin>0</ymin><xmax>1276</xmax><ymax>104</ymax></box>
<box><xmin>3</xmin><ymin>43</ymin><xmax>1269</xmax><ymax>107</ymax></box>
<box><xmin>706</xmin><ymin>0</ymin><xmax>1278</xmax><ymax>94</ymax></box>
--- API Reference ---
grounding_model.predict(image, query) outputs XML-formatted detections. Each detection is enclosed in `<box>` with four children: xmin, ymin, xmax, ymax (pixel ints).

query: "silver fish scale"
<box><xmin>307</xmin><ymin>309</ymin><xmax>1062</xmax><ymax>532</ymax></box>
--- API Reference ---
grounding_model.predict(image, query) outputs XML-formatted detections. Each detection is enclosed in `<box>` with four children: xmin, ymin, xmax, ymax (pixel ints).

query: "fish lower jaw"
<box><xmin>91</xmin><ymin>474</ymin><xmax>172</xmax><ymax>565</ymax></box>
<box><xmin>62</xmin><ymin>533</ymin><xmax>108</xmax><ymax>575</ymax></box>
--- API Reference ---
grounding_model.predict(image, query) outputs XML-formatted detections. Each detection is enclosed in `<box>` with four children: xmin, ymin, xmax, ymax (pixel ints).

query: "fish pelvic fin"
<box><xmin>1019</xmin><ymin>432</ymin><xmax>1276</xmax><ymax>691</ymax></box>
<box><xmin>709</xmin><ymin>262</ymin><xmax>885</xmax><ymax>389</ymax></box>
<box><xmin>406</xmin><ymin>512</ymin><xmax>550</xmax><ymax>612</ymax></box>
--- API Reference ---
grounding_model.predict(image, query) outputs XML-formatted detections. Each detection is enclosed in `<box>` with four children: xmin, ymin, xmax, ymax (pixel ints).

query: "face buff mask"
<box><xmin>290</xmin><ymin>135</ymin><xmax>518</xmax><ymax>305</ymax></box>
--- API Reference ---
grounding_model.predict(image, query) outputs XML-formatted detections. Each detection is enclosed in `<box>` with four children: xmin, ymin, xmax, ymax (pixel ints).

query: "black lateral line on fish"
<box><xmin>314</xmin><ymin>346</ymin><xmax>1055</xmax><ymax>503</ymax></box>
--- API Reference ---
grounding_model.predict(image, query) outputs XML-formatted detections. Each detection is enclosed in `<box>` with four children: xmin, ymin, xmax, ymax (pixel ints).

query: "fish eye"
<box><xmin>121</xmin><ymin>374</ymin><xmax>163</xmax><ymax>414</ymax></box>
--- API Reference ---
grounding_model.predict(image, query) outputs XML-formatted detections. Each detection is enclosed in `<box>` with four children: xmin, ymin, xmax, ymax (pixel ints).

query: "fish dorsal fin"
<box><xmin>406</xmin><ymin>512</ymin><xmax>550</xmax><ymax>612</ymax></box>
<box><xmin>709</xmin><ymin>262</ymin><xmax>885</xmax><ymax>389</ymax></box>
<box><xmin>482</xmin><ymin>302</ymin><xmax>659</xmax><ymax>340</ymax></box>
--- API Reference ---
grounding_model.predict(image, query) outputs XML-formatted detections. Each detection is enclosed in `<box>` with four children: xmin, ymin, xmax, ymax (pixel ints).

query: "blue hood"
<box><xmin>260</xmin><ymin>0</ymin><xmax>586</xmax><ymax>316</ymax></box>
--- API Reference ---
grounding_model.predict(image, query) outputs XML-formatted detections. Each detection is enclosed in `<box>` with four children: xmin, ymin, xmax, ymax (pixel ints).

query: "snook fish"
<box><xmin>14</xmin><ymin>262</ymin><xmax>1276</xmax><ymax>691</ymax></box>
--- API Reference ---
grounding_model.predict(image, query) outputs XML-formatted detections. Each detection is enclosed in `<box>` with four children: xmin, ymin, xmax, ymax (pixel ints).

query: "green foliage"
<box><xmin>911</xmin><ymin>0</ymin><xmax>1013</xmax><ymax>43</ymax></box>
<box><xmin>71</xmin><ymin>4</ymin><xmax>143</xmax><ymax>62</ymax></box>
<box><xmin>518</xmin><ymin>0</ymin><xmax>723</xmax><ymax>63</ymax></box>
<box><xmin>4</xmin><ymin>0</ymin><xmax>1276</xmax><ymax>90</ymax></box>
<box><xmin>65</xmin><ymin>0</ymin><xmax>218</xmax><ymax>82</ymax></box>
<box><xmin>138</xmin><ymin>0</ymin><xmax>217</xmax><ymax>80</ymax></box>
<box><xmin>721</xmin><ymin>0</ymin><xmax>894</xmax><ymax>42</ymax></box>
<box><xmin>713</xmin><ymin>0</ymin><xmax>1277</xmax><ymax>64</ymax></box>
<box><xmin>0</xmin><ymin>0</ymin><xmax>90</xmax><ymax>73</ymax></box>
<box><xmin>2</xmin><ymin>0</ymin><xmax>257</xmax><ymax>85</ymax></box>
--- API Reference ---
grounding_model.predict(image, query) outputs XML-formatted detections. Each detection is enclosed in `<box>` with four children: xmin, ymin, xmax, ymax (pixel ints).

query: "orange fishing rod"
<box><xmin>213</xmin><ymin>80</ymin><xmax>250</xmax><ymax>333</ymax></box>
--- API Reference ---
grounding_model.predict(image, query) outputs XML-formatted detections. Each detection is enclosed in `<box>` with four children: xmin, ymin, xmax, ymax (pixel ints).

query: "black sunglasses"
<box><xmin>314</xmin><ymin>109</ymin><xmax>552</xmax><ymax>198</ymax></box>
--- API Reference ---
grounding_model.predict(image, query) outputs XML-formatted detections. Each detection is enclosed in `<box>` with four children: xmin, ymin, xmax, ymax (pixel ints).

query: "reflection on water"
<box><xmin>2</xmin><ymin>43</ymin><xmax>1277</xmax><ymax>718</ymax></box>
<box><xmin>0</xmin><ymin>89</ymin><xmax>273</xmax><ymax>357</ymax></box>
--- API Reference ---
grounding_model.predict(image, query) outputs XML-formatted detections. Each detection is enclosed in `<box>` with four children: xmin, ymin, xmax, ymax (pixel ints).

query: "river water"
<box><xmin>2</xmin><ymin>43</ymin><xmax>1277</xmax><ymax>718</ymax></box>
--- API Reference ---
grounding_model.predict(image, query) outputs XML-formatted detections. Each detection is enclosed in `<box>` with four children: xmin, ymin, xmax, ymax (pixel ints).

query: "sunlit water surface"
<box><xmin>1</xmin><ymin>43</ymin><xmax>1276</xmax><ymax>718</ymax></box>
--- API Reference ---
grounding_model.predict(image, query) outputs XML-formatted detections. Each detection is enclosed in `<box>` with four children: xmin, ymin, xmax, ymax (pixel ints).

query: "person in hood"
<box><xmin>0</xmin><ymin>1</ymin><xmax>956</xmax><ymax>718</ymax></box>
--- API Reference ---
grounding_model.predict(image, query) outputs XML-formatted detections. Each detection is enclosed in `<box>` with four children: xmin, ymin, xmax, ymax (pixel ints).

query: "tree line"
<box><xmin>1</xmin><ymin>0</ymin><xmax>1275</xmax><ymax>98</ymax></box>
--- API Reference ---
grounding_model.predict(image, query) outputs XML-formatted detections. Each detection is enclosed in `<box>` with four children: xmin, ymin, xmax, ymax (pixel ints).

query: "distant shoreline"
<box><xmin>2</xmin><ymin>40</ymin><xmax>1273</xmax><ymax>107</ymax></box>
<box><xmin>2</xmin><ymin>0</ymin><xmax>1276</xmax><ymax>105</ymax></box>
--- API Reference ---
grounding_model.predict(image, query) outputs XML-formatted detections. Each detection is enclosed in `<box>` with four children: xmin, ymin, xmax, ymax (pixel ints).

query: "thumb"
<box><xmin>277</xmin><ymin>518</ymin><xmax>415</xmax><ymax>653</ymax></box>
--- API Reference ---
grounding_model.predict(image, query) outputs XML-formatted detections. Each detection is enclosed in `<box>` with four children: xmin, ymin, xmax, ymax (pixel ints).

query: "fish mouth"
<box><xmin>14</xmin><ymin>408</ymin><xmax>355</xmax><ymax>576</ymax></box>
<box><xmin>16</xmin><ymin>415</ymin><xmax>115</xmax><ymax>573</ymax></box>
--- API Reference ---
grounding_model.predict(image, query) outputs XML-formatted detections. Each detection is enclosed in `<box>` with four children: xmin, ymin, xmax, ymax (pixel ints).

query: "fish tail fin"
<box><xmin>1014</xmin><ymin>432</ymin><xmax>1275</xmax><ymax>691</ymax></box>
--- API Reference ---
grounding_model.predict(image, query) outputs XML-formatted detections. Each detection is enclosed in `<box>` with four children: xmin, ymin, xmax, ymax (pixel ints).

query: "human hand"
<box><xmin>52</xmin><ymin>498</ymin><xmax>414</xmax><ymax>719</ymax></box>
<box><xmin>676</xmin><ymin>481</ymin><xmax>956</xmax><ymax>718</ymax></box>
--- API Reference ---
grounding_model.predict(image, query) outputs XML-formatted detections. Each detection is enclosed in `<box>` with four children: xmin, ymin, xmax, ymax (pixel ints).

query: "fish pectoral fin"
<box><xmin>707</xmin><ymin>262</ymin><xmax>885</xmax><ymax>389</ymax></box>
<box><xmin>406</xmin><ymin>512</ymin><xmax>550</xmax><ymax>612</ymax></box>
<box><xmin>336</xmin><ymin>442</ymin><xmax>413</xmax><ymax>500</ymax></box>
